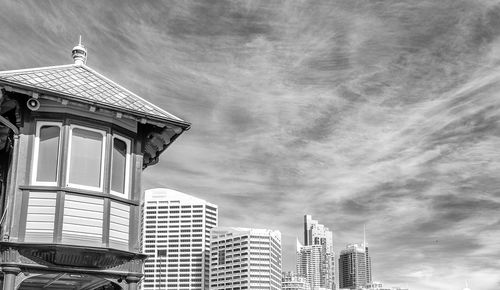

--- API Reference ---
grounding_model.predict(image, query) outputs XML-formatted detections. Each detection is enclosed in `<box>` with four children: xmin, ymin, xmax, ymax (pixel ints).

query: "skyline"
<box><xmin>0</xmin><ymin>1</ymin><xmax>499</xmax><ymax>289</ymax></box>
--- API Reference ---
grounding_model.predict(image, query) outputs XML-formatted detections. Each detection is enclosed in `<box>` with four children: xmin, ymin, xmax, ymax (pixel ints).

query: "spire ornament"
<box><xmin>71</xmin><ymin>35</ymin><xmax>87</xmax><ymax>65</ymax></box>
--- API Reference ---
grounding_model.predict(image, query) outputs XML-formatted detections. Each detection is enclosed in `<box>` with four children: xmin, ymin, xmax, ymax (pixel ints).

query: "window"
<box><xmin>111</xmin><ymin>135</ymin><xmax>131</xmax><ymax>197</ymax></box>
<box><xmin>32</xmin><ymin>121</ymin><xmax>133</xmax><ymax>198</ymax></box>
<box><xmin>32</xmin><ymin>122</ymin><xmax>61</xmax><ymax>185</ymax></box>
<box><xmin>66</xmin><ymin>125</ymin><xmax>106</xmax><ymax>191</ymax></box>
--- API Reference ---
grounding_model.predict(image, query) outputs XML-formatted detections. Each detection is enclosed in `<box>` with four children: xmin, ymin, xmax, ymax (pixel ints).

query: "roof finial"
<box><xmin>72</xmin><ymin>35</ymin><xmax>87</xmax><ymax>65</ymax></box>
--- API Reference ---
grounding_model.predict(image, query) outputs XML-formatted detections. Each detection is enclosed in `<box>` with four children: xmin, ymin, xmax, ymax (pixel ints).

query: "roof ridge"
<box><xmin>79</xmin><ymin>65</ymin><xmax>182</xmax><ymax>121</ymax></box>
<box><xmin>0</xmin><ymin>63</ymin><xmax>75</xmax><ymax>75</ymax></box>
<box><xmin>0</xmin><ymin>63</ymin><xmax>189</xmax><ymax>126</ymax></box>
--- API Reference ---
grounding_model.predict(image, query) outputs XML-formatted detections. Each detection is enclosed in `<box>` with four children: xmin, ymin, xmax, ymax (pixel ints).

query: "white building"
<box><xmin>296</xmin><ymin>239</ymin><xmax>322</xmax><ymax>290</ymax></box>
<box><xmin>283</xmin><ymin>271</ymin><xmax>312</xmax><ymax>290</ymax></box>
<box><xmin>355</xmin><ymin>282</ymin><xmax>409</xmax><ymax>290</ymax></box>
<box><xmin>299</xmin><ymin>215</ymin><xmax>335</xmax><ymax>290</ymax></box>
<box><xmin>141</xmin><ymin>188</ymin><xmax>218</xmax><ymax>290</ymax></box>
<box><xmin>210</xmin><ymin>227</ymin><xmax>282</xmax><ymax>290</ymax></box>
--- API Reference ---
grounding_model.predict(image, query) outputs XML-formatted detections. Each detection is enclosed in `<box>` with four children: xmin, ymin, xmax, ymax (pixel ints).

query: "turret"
<box><xmin>0</xmin><ymin>40</ymin><xmax>190</xmax><ymax>289</ymax></box>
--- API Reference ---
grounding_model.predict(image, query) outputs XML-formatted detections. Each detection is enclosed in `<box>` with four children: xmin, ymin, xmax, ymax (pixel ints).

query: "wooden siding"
<box><xmin>25</xmin><ymin>192</ymin><xmax>57</xmax><ymax>242</ymax></box>
<box><xmin>61</xmin><ymin>194</ymin><xmax>104</xmax><ymax>247</ymax></box>
<box><xmin>109</xmin><ymin>201</ymin><xmax>130</xmax><ymax>250</ymax></box>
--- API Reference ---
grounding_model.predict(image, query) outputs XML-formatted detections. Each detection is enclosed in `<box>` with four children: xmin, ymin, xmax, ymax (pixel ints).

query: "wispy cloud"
<box><xmin>1</xmin><ymin>0</ymin><xmax>500</xmax><ymax>288</ymax></box>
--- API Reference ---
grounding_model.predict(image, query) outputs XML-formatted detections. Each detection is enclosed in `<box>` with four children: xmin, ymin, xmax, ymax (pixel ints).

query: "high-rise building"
<box><xmin>142</xmin><ymin>188</ymin><xmax>218</xmax><ymax>290</ymax></box>
<box><xmin>299</xmin><ymin>215</ymin><xmax>335</xmax><ymax>290</ymax></box>
<box><xmin>304</xmin><ymin>215</ymin><xmax>334</xmax><ymax>254</ymax></box>
<box><xmin>209</xmin><ymin>227</ymin><xmax>282</xmax><ymax>290</ymax></box>
<box><xmin>282</xmin><ymin>271</ymin><xmax>312</xmax><ymax>290</ymax></box>
<box><xmin>338</xmin><ymin>243</ymin><xmax>372</xmax><ymax>289</ymax></box>
<box><xmin>296</xmin><ymin>239</ymin><xmax>322</xmax><ymax>289</ymax></box>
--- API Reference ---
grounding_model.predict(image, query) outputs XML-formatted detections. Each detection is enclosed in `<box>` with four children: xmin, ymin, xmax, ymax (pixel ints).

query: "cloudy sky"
<box><xmin>1</xmin><ymin>0</ymin><xmax>500</xmax><ymax>289</ymax></box>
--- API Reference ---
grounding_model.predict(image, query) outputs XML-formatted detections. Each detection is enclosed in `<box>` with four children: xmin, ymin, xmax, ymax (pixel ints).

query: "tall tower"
<box><xmin>142</xmin><ymin>188</ymin><xmax>218</xmax><ymax>290</ymax></box>
<box><xmin>209</xmin><ymin>227</ymin><xmax>282</xmax><ymax>290</ymax></box>
<box><xmin>338</xmin><ymin>243</ymin><xmax>372</xmax><ymax>289</ymax></box>
<box><xmin>296</xmin><ymin>240</ymin><xmax>321</xmax><ymax>289</ymax></box>
<box><xmin>301</xmin><ymin>215</ymin><xmax>335</xmax><ymax>289</ymax></box>
<box><xmin>0</xmin><ymin>40</ymin><xmax>190</xmax><ymax>289</ymax></box>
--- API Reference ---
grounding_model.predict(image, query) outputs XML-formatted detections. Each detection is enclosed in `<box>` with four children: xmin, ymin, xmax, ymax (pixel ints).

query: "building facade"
<box><xmin>353</xmin><ymin>282</ymin><xmax>408</xmax><ymax>290</ymax></box>
<box><xmin>282</xmin><ymin>271</ymin><xmax>311</xmax><ymax>290</ymax></box>
<box><xmin>338</xmin><ymin>244</ymin><xmax>372</xmax><ymax>289</ymax></box>
<box><xmin>300</xmin><ymin>215</ymin><xmax>335</xmax><ymax>290</ymax></box>
<box><xmin>296</xmin><ymin>240</ymin><xmax>322</xmax><ymax>290</ymax></box>
<box><xmin>141</xmin><ymin>188</ymin><xmax>218</xmax><ymax>290</ymax></box>
<box><xmin>0</xmin><ymin>41</ymin><xmax>190</xmax><ymax>289</ymax></box>
<box><xmin>210</xmin><ymin>227</ymin><xmax>282</xmax><ymax>290</ymax></box>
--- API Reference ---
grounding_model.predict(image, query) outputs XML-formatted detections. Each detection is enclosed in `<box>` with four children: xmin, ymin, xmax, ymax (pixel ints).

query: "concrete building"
<box><xmin>296</xmin><ymin>240</ymin><xmax>321</xmax><ymax>290</ymax></box>
<box><xmin>210</xmin><ymin>227</ymin><xmax>282</xmax><ymax>290</ymax></box>
<box><xmin>352</xmin><ymin>282</ymin><xmax>408</xmax><ymax>290</ymax></box>
<box><xmin>141</xmin><ymin>188</ymin><xmax>218</xmax><ymax>290</ymax></box>
<box><xmin>282</xmin><ymin>271</ymin><xmax>311</xmax><ymax>290</ymax></box>
<box><xmin>338</xmin><ymin>243</ymin><xmax>372</xmax><ymax>289</ymax></box>
<box><xmin>0</xmin><ymin>39</ymin><xmax>190</xmax><ymax>289</ymax></box>
<box><xmin>299</xmin><ymin>215</ymin><xmax>335</xmax><ymax>290</ymax></box>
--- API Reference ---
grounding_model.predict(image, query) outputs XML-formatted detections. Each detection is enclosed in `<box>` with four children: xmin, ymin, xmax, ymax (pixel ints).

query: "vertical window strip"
<box><xmin>32</xmin><ymin>121</ymin><xmax>62</xmax><ymax>186</ymax></box>
<box><xmin>110</xmin><ymin>134</ymin><xmax>131</xmax><ymax>198</ymax></box>
<box><xmin>66</xmin><ymin>125</ymin><xmax>106</xmax><ymax>192</ymax></box>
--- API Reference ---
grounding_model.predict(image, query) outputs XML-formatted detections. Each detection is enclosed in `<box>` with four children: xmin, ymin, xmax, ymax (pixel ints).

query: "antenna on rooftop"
<box><xmin>363</xmin><ymin>224</ymin><xmax>366</xmax><ymax>248</ymax></box>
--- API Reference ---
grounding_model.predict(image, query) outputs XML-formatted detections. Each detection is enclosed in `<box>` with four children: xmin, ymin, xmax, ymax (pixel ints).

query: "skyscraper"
<box><xmin>299</xmin><ymin>215</ymin><xmax>335</xmax><ymax>289</ymax></box>
<box><xmin>142</xmin><ymin>188</ymin><xmax>218</xmax><ymax>290</ymax></box>
<box><xmin>296</xmin><ymin>240</ymin><xmax>322</xmax><ymax>289</ymax></box>
<box><xmin>338</xmin><ymin>243</ymin><xmax>372</xmax><ymax>289</ymax></box>
<box><xmin>209</xmin><ymin>227</ymin><xmax>282</xmax><ymax>290</ymax></box>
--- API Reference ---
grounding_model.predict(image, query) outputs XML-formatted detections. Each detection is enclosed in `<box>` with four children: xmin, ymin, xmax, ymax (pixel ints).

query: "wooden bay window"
<box><xmin>25</xmin><ymin>119</ymin><xmax>135</xmax><ymax>248</ymax></box>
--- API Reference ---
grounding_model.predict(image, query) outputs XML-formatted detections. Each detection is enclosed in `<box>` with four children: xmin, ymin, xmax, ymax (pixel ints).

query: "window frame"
<box><xmin>65</xmin><ymin>124</ymin><xmax>107</xmax><ymax>192</ymax></box>
<box><xmin>110</xmin><ymin>133</ymin><xmax>132</xmax><ymax>198</ymax></box>
<box><xmin>31</xmin><ymin>121</ymin><xmax>62</xmax><ymax>186</ymax></box>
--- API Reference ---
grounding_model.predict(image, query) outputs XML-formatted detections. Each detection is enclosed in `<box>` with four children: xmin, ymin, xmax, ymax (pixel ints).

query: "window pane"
<box><xmin>37</xmin><ymin>126</ymin><xmax>60</xmax><ymax>182</ymax></box>
<box><xmin>68</xmin><ymin>128</ymin><xmax>103</xmax><ymax>188</ymax></box>
<box><xmin>111</xmin><ymin>138</ymin><xmax>127</xmax><ymax>193</ymax></box>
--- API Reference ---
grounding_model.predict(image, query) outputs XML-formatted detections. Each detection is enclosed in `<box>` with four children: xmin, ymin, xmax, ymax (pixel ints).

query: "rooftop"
<box><xmin>145</xmin><ymin>188</ymin><xmax>216</xmax><ymax>207</ymax></box>
<box><xmin>0</xmin><ymin>63</ymin><xmax>189</xmax><ymax>127</ymax></box>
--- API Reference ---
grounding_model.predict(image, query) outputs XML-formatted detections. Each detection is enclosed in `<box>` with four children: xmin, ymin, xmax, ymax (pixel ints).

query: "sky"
<box><xmin>1</xmin><ymin>0</ymin><xmax>499</xmax><ymax>289</ymax></box>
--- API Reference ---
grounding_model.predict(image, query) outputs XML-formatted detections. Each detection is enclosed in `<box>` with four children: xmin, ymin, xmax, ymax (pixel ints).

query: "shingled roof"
<box><xmin>0</xmin><ymin>63</ymin><xmax>190</xmax><ymax>128</ymax></box>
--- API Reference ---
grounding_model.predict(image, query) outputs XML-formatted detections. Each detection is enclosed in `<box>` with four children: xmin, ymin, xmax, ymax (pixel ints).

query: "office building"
<box><xmin>210</xmin><ymin>227</ymin><xmax>282</xmax><ymax>290</ymax></box>
<box><xmin>299</xmin><ymin>215</ymin><xmax>335</xmax><ymax>289</ymax></box>
<box><xmin>338</xmin><ymin>243</ymin><xmax>372</xmax><ymax>289</ymax></box>
<box><xmin>283</xmin><ymin>271</ymin><xmax>312</xmax><ymax>290</ymax></box>
<box><xmin>142</xmin><ymin>188</ymin><xmax>218</xmax><ymax>290</ymax></box>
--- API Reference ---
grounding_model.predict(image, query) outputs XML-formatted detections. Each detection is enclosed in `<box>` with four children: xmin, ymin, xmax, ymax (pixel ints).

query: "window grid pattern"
<box><xmin>209</xmin><ymin>228</ymin><xmax>282</xmax><ymax>290</ymax></box>
<box><xmin>141</xmin><ymin>191</ymin><xmax>218</xmax><ymax>290</ymax></box>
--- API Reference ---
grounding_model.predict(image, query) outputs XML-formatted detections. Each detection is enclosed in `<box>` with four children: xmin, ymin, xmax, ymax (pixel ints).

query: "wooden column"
<box><xmin>2</xmin><ymin>266</ymin><xmax>20</xmax><ymax>290</ymax></box>
<box><xmin>126</xmin><ymin>276</ymin><xmax>140</xmax><ymax>290</ymax></box>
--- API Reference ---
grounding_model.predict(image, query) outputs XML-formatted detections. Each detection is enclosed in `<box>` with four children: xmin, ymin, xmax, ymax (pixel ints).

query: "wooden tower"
<box><xmin>0</xmin><ymin>40</ymin><xmax>190</xmax><ymax>289</ymax></box>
